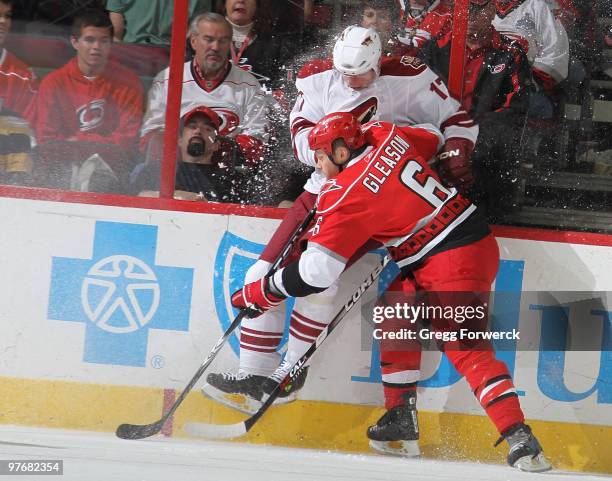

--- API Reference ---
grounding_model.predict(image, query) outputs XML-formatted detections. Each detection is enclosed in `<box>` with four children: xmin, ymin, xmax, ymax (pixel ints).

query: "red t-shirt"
<box><xmin>34</xmin><ymin>57</ymin><xmax>144</xmax><ymax>150</ymax></box>
<box><xmin>0</xmin><ymin>49</ymin><xmax>37</xmax><ymax>120</ymax></box>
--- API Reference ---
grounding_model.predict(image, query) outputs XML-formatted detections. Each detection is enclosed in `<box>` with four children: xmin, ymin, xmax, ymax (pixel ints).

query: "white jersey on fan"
<box><xmin>493</xmin><ymin>0</ymin><xmax>569</xmax><ymax>83</ymax></box>
<box><xmin>289</xmin><ymin>56</ymin><xmax>478</xmax><ymax>194</ymax></box>
<box><xmin>140</xmin><ymin>59</ymin><xmax>268</xmax><ymax>140</ymax></box>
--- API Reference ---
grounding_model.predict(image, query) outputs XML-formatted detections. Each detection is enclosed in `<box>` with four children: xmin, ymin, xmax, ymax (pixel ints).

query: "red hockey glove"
<box><xmin>437</xmin><ymin>138</ymin><xmax>475</xmax><ymax>192</ymax></box>
<box><xmin>231</xmin><ymin>277</ymin><xmax>286</xmax><ymax>318</ymax></box>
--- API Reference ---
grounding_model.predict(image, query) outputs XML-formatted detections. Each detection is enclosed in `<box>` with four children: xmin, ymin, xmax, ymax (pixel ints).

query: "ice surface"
<box><xmin>0</xmin><ymin>426</ymin><xmax>608</xmax><ymax>481</ymax></box>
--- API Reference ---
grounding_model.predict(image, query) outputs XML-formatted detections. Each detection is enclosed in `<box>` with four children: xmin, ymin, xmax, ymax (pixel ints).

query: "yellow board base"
<box><xmin>1</xmin><ymin>377</ymin><xmax>610</xmax><ymax>474</ymax></box>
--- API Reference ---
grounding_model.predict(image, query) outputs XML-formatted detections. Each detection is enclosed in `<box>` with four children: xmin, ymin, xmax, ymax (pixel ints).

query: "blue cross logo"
<box><xmin>48</xmin><ymin>221</ymin><xmax>194</xmax><ymax>367</ymax></box>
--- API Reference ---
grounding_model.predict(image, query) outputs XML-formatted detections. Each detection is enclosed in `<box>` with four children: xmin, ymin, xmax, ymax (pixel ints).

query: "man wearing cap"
<box><xmin>420</xmin><ymin>0</ymin><xmax>532</xmax><ymax>220</ymax></box>
<box><xmin>131</xmin><ymin>106</ymin><xmax>247</xmax><ymax>203</ymax></box>
<box><xmin>140</xmin><ymin>12</ymin><xmax>269</xmax><ymax>170</ymax></box>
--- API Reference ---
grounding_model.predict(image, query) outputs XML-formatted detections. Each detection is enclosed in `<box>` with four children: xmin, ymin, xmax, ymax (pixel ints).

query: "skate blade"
<box><xmin>513</xmin><ymin>453</ymin><xmax>552</xmax><ymax>472</ymax></box>
<box><xmin>201</xmin><ymin>383</ymin><xmax>296</xmax><ymax>415</ymax></box>
<box><xmin>369</xmin><ymin>439</ymin><xmax>420</xmax><ymax>457</ymax></box>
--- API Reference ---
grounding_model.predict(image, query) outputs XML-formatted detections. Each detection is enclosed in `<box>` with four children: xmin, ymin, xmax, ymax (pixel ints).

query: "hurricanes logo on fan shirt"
<box><xmin>77</xmin><ymin>99</ymin><xmax>105</xmax><ymax>132</ymax></box>
<box><xmin>489</xmin><ymin>63</ymin><xmax>507</xmax><ymax>74</ymax></box>
<box><xmin>211</xmin><ymin>108</ymin><xmax>240</xmax><ymax>137</ymax></box>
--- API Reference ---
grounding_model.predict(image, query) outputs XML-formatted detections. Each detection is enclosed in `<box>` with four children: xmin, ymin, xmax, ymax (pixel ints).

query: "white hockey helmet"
<box><xmin>333</xmin><ymin>26</ymin><xmax>382</xmax><ymax>77</ymax></box>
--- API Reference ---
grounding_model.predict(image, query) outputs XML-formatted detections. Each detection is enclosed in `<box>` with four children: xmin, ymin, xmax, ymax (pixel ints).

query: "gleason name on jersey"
<box><xmin>363</xmin><ymin>133</ymin><xmax>410</xmax><ymax>194</ymax></box>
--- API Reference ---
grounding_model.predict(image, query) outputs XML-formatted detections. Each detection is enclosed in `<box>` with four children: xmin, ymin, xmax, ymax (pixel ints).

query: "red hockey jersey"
<box><xmin>275</xmin><ymin>121</ymin><xmax>489</xmax><ymax>293</ymax></box>
<box><xmin>33</xmin><ymin>57</ymin><xmax>144</xmax><ymax>150</ymax></box>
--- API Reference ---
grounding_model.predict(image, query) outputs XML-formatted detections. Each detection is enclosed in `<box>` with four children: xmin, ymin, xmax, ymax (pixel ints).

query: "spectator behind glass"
<box><xmin>399</xmin><ymin>0</ymin><xmax>454</xmax><ymax>49</ymax></box>
<box><xmin>493</xmin><ymin>0</ymin><xmax>569</xmax><ymax>118</ymax></box>
<box><xmin>33</xmin><ymin>9</ymin><xmax>144</xmax><ymax>193</ymax></box>
<box><xmin>140</xmin><ymin>13</ymin><xmax>269</xmax><ymax>178</ymax></box>
<box><xmin>0</xmin><ymin>0</ymin><xmax>37</xmax><ymax>121</ymax></box>
<box><xmin>420</xmin><ymin>0</ymin><xmax>532</xmax><ymax>222</ymax></box>
<box><xmin>107</xmin><ymin>0</ymin><xmax>212</xmax><ymax>46</ymax></box>
<box><xmin>223</xmin><ymin>0</ymin><xmax>298</xmax><ymax>90</ymax></box>
<box><xmin>358</xmin><ymin>0</ymin><xmax>405</xmax><ymax>55</ymax></box>
<box><xmin>131</xmin><ymin>106</ymin><xmax>247</xmax><ymax>202</ymax></box>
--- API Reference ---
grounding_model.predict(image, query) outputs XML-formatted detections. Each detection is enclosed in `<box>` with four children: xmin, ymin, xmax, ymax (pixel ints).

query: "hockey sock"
<box><xmin>239</xmin><ymin>307</ymin><xmax>284</xmax><ymax>376</ymax></box>
<box><xmin>283</xmin><ymin>310</ymin><xmax>328</xmax><ymax>365</ymax></box>
<box><xmin>380</xmin><ymin>350</ymin><xmax>421</xmax><ymax>409</ymax></box>
<box><xmin>378</xmin><ymin>275</ymin><xmax>422</xmax><ymax>410</ymax></box>
<box><xmin>445</xmin><ymin>348</ymin><xmax>524</xmax><ymax>434</ymax></box>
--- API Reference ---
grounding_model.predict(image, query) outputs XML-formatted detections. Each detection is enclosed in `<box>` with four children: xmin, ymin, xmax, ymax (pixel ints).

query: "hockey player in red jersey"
<box><xmin>203</xmin><ymin>25</ymin><xmax>478</xmax><ymax>409</ymax></box>
<box><xmin>229</xmin><ymin>112</ymin><xmax>551</xmax><ymax>472</ymax></box>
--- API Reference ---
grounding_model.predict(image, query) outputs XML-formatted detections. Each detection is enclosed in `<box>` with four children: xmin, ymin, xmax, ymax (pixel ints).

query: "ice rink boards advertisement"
<box><xmin>0</xmin><ymin>194</ymin><xmax>610</xmax><ymax>474</ymax></box>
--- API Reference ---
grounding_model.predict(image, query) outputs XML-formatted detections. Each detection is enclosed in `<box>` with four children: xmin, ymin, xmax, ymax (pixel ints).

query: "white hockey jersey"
<box><xmin>140</xmin><ymin>60</ymin><xmax>268</xmax><ymax>140</ymax></box>
<box><xmin>493</xmin><ymin>0</ymin><xmax>569</xmax><ymax>83</ymax></box>
<box><xmin>289</xmin><ymin>56</ymin><xmax>478</xmax><ymax>194</ymax></box>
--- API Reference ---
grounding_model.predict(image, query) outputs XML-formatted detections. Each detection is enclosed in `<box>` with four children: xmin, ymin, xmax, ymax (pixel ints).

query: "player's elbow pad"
<box><xmin>281</xmin><ymin>262</ymin><xmax>327</xmax><ymax>297</ymax></box>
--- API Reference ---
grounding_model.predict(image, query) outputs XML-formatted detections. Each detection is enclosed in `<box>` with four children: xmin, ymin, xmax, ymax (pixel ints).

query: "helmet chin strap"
<box><xmin>329</xmin><ymin>155</ymin><xmax>346</xmax><ymax>173</ymax></box>
<box><xmin>330</xmin><ymin>144</ymin><xmax>368</xmax><ymax>172</ymax></box>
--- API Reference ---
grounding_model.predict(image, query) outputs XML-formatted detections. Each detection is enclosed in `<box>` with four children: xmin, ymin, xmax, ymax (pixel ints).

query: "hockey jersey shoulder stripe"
<box><xmin>290</xmin><ymin>116</ymin><xmax>315</xmax><ymax>136</ymax></box>
<box><xmin>297</xmin><ymin>58</ymin><xmax>334</xmax><ymax>79</ymax></box>
<box><xmin>380</xmin><ymin>56</ymin><xmax>428</xmax><ymax>77</ymax></box>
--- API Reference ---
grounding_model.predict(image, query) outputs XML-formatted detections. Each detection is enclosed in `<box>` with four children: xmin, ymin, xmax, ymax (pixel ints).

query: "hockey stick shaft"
<box><xmin>116</xmin><ymin>206</ymin><xmax>317</xmax><ymax>440</ymax></box>
<box><xmin>186</xmin><ymin>254</ymin><xmax>391</xmax><ymax>439</ymax></box>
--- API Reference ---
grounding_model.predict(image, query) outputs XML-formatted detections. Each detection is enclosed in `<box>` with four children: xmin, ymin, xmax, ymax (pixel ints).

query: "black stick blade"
<box><xmin>115</xmin><ymin>420</ymin><xmax>164</xmax><ymax>440</ymax></box>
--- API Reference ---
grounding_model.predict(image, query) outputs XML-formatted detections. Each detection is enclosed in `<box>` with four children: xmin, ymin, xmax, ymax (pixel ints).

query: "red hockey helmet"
<box><xmin>308</xmin><ymin>112</ymin><xmax>366</xmax><ymax>157</ymax></box>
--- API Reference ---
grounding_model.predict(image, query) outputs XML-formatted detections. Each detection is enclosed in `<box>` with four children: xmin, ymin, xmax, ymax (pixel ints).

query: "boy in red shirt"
<box><xmin>33</xmin><ymin>9</ymin><xmax>144</xmax><ymax>190</ymax></box>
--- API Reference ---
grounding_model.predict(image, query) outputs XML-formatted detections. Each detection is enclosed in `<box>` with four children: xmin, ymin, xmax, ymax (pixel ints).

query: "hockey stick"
<box><xmin>185</xmin><ymin>254</ymin><xmax>391</xmax><ymax>439</ymax></box>
<box><xmin>116</xmin><ymin>206</ymin><xmax>317</xmax><ymax>440</ymax></box>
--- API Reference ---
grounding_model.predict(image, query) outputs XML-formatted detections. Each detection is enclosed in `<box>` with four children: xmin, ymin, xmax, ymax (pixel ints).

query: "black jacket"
<box><xmin>419</xmin><ymin>29</ymin><xmax>533</xmax><ymax>122</ymax></box>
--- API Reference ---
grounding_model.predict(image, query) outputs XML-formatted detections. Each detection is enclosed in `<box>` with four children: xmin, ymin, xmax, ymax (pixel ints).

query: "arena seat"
<box><xmin>110</xmin><ymin>43</ymin><xmax>169</xmax><ymax>78</ymax></box>
<box><xmin>5</xmin><ymin>33</ymin><xmax>169</xmax><ymax>79</ymax></box>
<box><xmin>5</xmin><ymin>33</ymin><xmax>72</xmax><ymax>70</ymax></box>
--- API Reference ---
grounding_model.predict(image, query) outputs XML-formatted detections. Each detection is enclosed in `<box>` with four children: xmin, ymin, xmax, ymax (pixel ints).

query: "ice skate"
<box><xmin>261</xmin><ymin>359</ymin><xmax>309</xmax><ymax>401</ymax></box>
<box><xmin>495</xmin><ymin>423</ymin><xmax>551</xmax><ymax>472</ymax></box>
<box><xmin>201</xmin><ymin>370</ymin><xmax>269</xmax><ymax>414</ymax></box>
<box><xmin>202</xmin><ymin>363</ymin><xmax>308</xmax><ymax>415</ymax></box>
<box><xmin>367</xmin><ymin>392</ymin><xmax>420</xmax><ymax>457</ymax></box>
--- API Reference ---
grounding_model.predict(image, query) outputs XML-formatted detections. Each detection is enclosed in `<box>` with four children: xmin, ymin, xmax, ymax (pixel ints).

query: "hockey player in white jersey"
<box><xmin>203</xmin><ymin>25</ymin><xmax>478</xmax><ymax>424</ymax></box>
<box><xmin>140</xmin><ymin>12</ymin><xmax>268</xmax><ymax>164</ymax></box>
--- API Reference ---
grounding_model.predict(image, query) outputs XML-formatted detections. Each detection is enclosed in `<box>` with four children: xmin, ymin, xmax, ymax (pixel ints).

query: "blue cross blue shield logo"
<box><xmin>213</xmin><ymin>232</ymin><xmax>294</xmax><ymax>356</ymax></box>
<box><xmin>48</xmin><ymin>221</ymin><xmax>194</xmax><ymax>367</ymax></box>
